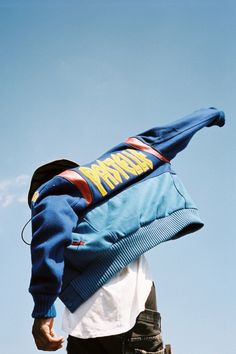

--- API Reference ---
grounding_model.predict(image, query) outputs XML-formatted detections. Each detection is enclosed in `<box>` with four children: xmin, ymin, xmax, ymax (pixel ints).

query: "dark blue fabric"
<box><xmin>136</xmin><ymin>108</ymin><xmax>225</xmax><ymax>160</ymax></box>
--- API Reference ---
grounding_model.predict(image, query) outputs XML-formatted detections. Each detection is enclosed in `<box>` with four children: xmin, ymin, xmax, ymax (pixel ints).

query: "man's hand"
<box><xmin>32</xmin><ymin>318</ymin><xmax>64</xmax><ymax>351</ymax></box>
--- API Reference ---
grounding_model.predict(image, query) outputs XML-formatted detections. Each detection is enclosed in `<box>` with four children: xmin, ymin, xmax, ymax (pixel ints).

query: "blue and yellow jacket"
<box><xmin>28</xmin><ymin>107</ymin><xmax>225</xmax><ymax>318</ymax></box>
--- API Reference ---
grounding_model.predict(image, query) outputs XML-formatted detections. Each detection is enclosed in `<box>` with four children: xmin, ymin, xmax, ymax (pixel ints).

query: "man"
<box><xmin>28</xmin><ymin>108</ymin><xmax>225</xmax><ymax>353</ymax></box>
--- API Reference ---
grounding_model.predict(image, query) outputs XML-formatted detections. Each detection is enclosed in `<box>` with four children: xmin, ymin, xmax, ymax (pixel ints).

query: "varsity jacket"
<box><xmin>28</xmin><ymin>107</ymin><xmax>225</xmax><ymax>318</ymax></box>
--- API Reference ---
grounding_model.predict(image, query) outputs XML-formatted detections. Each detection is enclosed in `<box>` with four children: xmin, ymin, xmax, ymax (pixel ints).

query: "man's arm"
<box><xmin>29</xmin><ymin>194</ymin><xmax>79</xmax><ymax>317</ymax></box>
<box><xmin>29</xmin><ymin>187</ymin><xmax>79</xmax><ymax>350</ymax></box>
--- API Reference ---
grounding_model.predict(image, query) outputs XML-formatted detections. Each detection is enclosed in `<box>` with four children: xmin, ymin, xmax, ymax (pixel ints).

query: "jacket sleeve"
<box><xmin>136</xmin><ymin>107</ymin><xmax>225</xmax><ymax>161</ymax></box>
<box><xmin>29</xmin><ymin>178</ymin><xmax>80</xmax><ymax>318</ymax></box>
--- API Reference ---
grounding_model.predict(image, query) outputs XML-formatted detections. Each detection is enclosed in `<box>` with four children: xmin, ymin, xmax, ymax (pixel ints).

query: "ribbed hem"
<box><xmin>60</xmin><ymin>208</ymin><xmax>203</xmax><ymax>313</ymax></box>
<box><xmin>31</xmin><ymin>294</ymin><xmax>57</xmax><ymax>318</ymax></box>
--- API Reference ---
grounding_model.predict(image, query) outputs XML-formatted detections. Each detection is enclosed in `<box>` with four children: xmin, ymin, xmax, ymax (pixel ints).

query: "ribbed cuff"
<box><xmin>207</xmin><ymin>109</ymin><xmax>225</xmax><ymax>127</ymax></box>
<box><xmin>32</xmin><ymin>294</ymin><xmax>57</xmax><ymax>318</ymax></box>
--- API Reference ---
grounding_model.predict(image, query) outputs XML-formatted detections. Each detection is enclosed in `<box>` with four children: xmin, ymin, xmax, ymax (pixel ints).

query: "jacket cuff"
<box><xmin>31</xmin><ymin>294</ymin><xmax>57</xmax><ymax>318</ymax></box>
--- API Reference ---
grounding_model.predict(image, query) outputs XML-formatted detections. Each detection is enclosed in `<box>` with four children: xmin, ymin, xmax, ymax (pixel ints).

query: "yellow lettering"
<box><xmin>92</xmin><ymin>160</ymin><xmax>120</xmax><ymax>190</ymax></box>
<box><xmin>111</xmin><ymin>153</ymin><xmax>137</xmax><ymax>176</ymax></box>
<box><xmin>79</xmin><ymin>149</ymin><xmax>153</xmax><ymax>198</ymax></box>
<box><xmin>121</xmin><ymin>151</ymin><xmax>144</xmax><ymax>174</ymax></box>
<box><xmin>79</xmin><ymin>166</ymin><xmax>108</xmax><ymax>196</ymax></box>
<box><xmin>127</xmin><ymin>149</ymin><xmax>153</xmax><ymax>170</ymax></box>
<box><xmin>103</xmin><ymin>158</ymin><xmax>128</xmax><ymax>181</ymax></box>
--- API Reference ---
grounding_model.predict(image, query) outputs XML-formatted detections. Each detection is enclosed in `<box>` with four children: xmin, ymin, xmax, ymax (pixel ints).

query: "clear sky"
<box><xmin>0</xmin><ymin>1</ymin><xmax>235</xmax><ymax>354</ymax></box>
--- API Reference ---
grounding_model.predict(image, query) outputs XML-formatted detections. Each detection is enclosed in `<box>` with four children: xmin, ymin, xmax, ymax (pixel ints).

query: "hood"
<box><xmin>28</xmin><ymin>159</ymin><xmax>79</xmax><ymax>206</ymax></box>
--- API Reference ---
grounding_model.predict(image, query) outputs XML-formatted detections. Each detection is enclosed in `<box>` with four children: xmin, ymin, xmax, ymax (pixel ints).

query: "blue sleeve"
<box><xmin>29</xmin><ymin>188</ymin><xmax>79</xmax><ymax>318</ymax></box>
<box><xmin>136</xmin><ymin>107</ymin><xmax>225</xmax><ymax>161</ymax></box>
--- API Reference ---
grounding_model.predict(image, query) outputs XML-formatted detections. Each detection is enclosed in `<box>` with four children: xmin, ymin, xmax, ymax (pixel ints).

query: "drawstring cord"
<box><xmin>21</xmin><ymin>218</ymin><xmax>32</xmax><ymax>246</ymax></box>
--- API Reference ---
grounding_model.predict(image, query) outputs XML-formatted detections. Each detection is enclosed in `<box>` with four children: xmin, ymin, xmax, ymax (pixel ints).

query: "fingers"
<box><xmin>32</xmin><ymin>318</ymin><xmax>64</xmax><ymax>351</ymax></box>
<box><xmin>34</xmin><ymin>333</ymin><xmax>64</xmax><ymax>351</ymax></box>
<box><xmin>35</xmin><ymin>335</ymin><xmax>64</xmax><ymax>351</ymax></box>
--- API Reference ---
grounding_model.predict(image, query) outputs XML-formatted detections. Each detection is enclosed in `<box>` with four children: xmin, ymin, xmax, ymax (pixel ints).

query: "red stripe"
<box><xmin>71</xmin><ymin>240</ymin><xmax>85</xmax><ymax>246</ymax></box>
<box><xmin>125</xmin><ymin>137</ymin><xmax>170</xmax><ymax>163</ymax></box>
<box><xmin>58</xmin><ymin>170</ymin><xmax>93</xmax><ymax>205</ymax></box>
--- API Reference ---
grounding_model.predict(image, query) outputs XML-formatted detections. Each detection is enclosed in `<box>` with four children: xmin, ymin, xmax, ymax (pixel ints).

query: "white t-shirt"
<box><xmin>62</xmin><ymin>255</ymin><xmax>153</xmax><ymax>338</ymax></box>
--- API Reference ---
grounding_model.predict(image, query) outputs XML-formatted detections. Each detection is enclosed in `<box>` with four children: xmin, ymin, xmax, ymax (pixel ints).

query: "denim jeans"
<box><xmin>66</xmin><ymin>283</ymin><xmax>164</xmax><ymax>354</ymax></box>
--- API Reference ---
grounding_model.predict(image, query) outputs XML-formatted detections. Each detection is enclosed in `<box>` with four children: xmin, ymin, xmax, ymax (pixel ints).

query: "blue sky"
<box><xmin>0</xmin><ymin>1</ymin><xmax>235</xmax><ymax>353</ymax></box>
